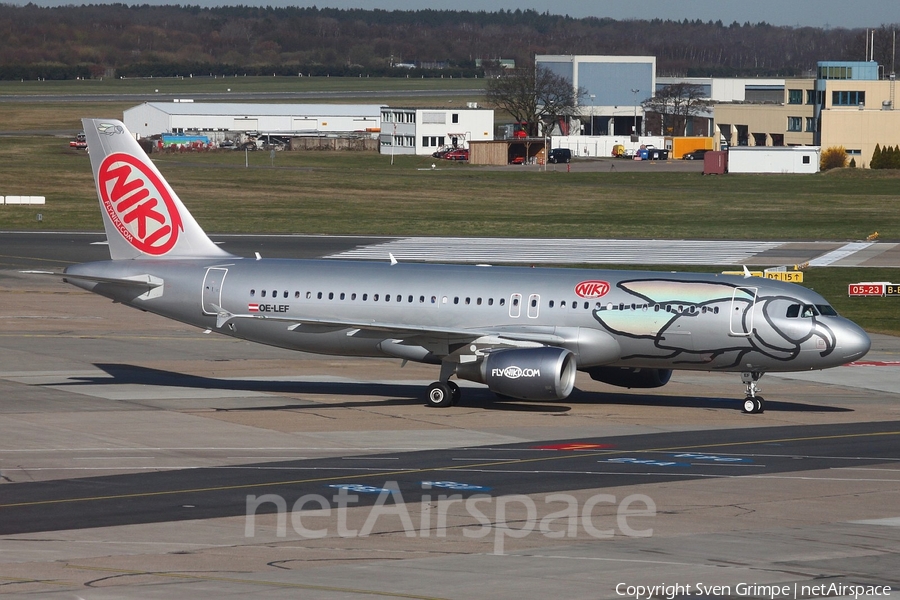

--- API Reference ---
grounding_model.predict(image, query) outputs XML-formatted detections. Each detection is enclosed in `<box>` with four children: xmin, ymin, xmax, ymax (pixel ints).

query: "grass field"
<box><xmin>0</xmin><ymin>82</ymin><xmax>897</xmax><ymax>335</ymax></box>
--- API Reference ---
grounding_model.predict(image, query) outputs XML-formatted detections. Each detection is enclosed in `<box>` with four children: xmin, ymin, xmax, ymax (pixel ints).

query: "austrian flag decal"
<box><xmin>248</xmin><ymin>304</ymin><xmax>259</xmax><ymax>312</ymax></box>
<box><xmin>98</xmin><ymin>152</ymin><xmax>183</xmax><ymax>255</ymax></box>
<box><xmin>574</xmin><ymin>280</ymin><xmax>610</xmax><ymax>298</ymax></box>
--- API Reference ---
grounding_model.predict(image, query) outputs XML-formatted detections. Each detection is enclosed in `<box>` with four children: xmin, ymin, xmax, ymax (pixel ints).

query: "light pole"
<box><xmin>630</xmin><ymin>88</ymin><xmax>640</xmax><ymax>139</ymax></box>
<box><xmin>589</xmin><ymin>94</ymin><xmax>595</xmax><ymax>136</ymax></box>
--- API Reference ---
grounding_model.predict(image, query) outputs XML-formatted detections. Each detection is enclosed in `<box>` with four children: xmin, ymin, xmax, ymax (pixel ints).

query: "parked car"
<box><xmin>547</xmin><ymin>148</ymin><xmax>572</xmax><ymax>163</ymax></box>
<box><xmin>444</xmin><ymin>148</ymin><xmax>469</xmax><ymax>161</ymax></box>
<box><xmin>683</xmin><ymin>149</ymin><xmax>710</xmax><ymax>160</ymax></box>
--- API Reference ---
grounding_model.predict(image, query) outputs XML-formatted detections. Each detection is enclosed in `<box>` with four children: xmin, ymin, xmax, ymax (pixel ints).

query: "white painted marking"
<box><xmin>850</xmin><ymin>517</ymin><xmax>900</xmax><ymax>527</ymax></box>
<box><xmin>808</xmin><ymin>241</ymin><xmax>874</xmax><ymax>266</ymax></box>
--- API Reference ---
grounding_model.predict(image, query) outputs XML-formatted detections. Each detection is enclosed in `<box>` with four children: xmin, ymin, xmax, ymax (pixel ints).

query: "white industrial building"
<box><xmin>380</xmin><ymin>107</ymin><xmax>494</xmax><ymax>155</ymax></box>
<box><xmin>123</xmin><ymin>102</ymin><xmax>384</xmax><ymax>140</ymax></box>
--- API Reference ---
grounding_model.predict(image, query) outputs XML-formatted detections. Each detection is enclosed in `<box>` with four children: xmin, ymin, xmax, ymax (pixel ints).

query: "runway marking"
<box><xmin>2</xmin><ymin>428</ymin><xmax>899</xmax><ymax>509</ymax></box>
<box><xmin>807</xmin><ymin>241</ymin><xmax>875</xmax><ymax>266</ymax></box>
<box><xmin>65</xmin><ymin>564</ymin><xmax>451</xmax><ymax>599</ymax></box>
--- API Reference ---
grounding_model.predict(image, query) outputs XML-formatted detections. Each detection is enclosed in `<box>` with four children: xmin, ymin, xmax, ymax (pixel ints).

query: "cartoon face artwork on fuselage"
<box><xmin>591</xmin><ymin>279</ymin><xmax>837</xmax><ymax>371</ymax></box>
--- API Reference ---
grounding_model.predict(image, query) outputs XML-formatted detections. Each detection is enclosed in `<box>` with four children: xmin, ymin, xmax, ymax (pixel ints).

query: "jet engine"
<box><xmin>456</xmin><ymin>347</ymin><xmax>576</xmax><ymax>401</ymax></box>
<box><xmin>586</xmin><ymin>366</ymin><xmax>672</xmax><ymax>389</ymax></box>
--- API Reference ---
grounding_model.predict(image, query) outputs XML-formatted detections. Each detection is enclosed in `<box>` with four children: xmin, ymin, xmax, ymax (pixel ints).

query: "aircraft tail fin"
<box><xmin>82</xmin><ymin>118</ymin><xmax>231</xmax><ymax>260</ymax></box>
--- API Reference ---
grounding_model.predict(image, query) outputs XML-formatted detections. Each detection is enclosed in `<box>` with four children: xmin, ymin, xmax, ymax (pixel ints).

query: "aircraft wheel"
<box><xmin>742</xmin><ymin>396</ymin><xmax>764</xmax><ymax>414</ymax></box>
<box><xmin>426</xmin><ymin>382</ymin><xmax>453</xmax><ymax>408</ymax></box>
<box><xmin>447</xmin><ymin>381</ymin><xmax>461</xmax><ymax>405</ymax></box>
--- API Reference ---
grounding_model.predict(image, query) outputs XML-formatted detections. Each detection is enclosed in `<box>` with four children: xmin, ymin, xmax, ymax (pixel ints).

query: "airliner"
<box><xmin>59</xmin><ymin>119</ymin><xmax>871</xmax><ymax>414</ymax></box>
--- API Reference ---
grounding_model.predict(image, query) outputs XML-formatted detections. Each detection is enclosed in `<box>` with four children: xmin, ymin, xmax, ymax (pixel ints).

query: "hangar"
<box><xmin>123</xmin><ymin>102</ymin><xmax>384</xmax><ymax>141</ymax></box>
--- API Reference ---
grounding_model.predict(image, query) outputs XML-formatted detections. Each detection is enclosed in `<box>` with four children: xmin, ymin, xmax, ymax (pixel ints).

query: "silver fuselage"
<box><xmin>65</xmin><ymin>257</ymin><xmax>871</xmax><ymax>374</ymax></box>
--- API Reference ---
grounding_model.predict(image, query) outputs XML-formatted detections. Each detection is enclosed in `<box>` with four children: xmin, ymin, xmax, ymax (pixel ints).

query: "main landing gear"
<box><xmin>741</xmin><ymin>371</ymin><xmax>765</xmax><ymax>414</ymax></box>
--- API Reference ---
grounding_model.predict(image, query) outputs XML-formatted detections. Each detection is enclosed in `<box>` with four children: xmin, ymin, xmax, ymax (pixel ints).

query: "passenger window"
<box><xmin>454</xmin><ymin>297</ymin><xmax>459</xmax><ymax>305</ymax></box>
<box><xmin>340</xmin><ymin>293</ymin><xmax>345</xmax><ymax>300</ymax></box>
<box><xmin>477</xmin><ymin>298</ymin><xmax>482</xmax><ymax>306</ymax></box>
<box><xmin>261</xmin><ymin>290</ymin><xmax>267</xmax><ymax>298</ymax></box>
<box><xmin>397</xmin><ymin>295</ymin><xmax>402</xmax><ymax>302</ymax></box>
<box><xmin>363</xmin><ymin>293</ymin><xmax>368</xmax><ymax>301</ymax></box>
<box><xmin>465</xmin><ymin>297</ymin><xmax>471</xmax><ymax>305</ymax></box>
<box><xmin>294</xmin><ymin>291</ymin><xmax>300</xmax><ymax>299</ymax></box>
<box><xmin>561</xmin><ymin>300</ymin><xmax>567</xmax><ymax>308</ymax></box>
<box><xmin>374</xmin><ymin>294</ymin><xmax>379</xmax><ymax>301</ymax></box>
<box><xmin>351</xmin><ymin>293</ymin><xmax>357</xmax><ymax>300</ymax></box>
<box><xmin>250</xmin><ymin>289</ymin><xmax>255</xmax><ymax>297</ymax></box>
<box><xmin>786</xmin><ymin>304</ymin><xmax>800</xmax><ymax>318</ymax></box>
<box><xmin>488</xmin><ymin>298</ymin><xmax>494</xmax><ymax>306</ymax></box>
<box><xmin>549</xmin><ymin>300</ymin><xmax>555</xmax><ymax>308</ymax></box>
<box><xmin>317</xmin><ymin>292</ymin><xmax>322</xmax><ymax>299</ymax></box>
<box><xmin>272</xmin><ymin>290</ymin><xmax>277</xmax><ymax>297</ymax></box>
<box><xmin>499</xmin><ymin>298</ymin><xmax>505</xmax><ymax>306</ymax></box>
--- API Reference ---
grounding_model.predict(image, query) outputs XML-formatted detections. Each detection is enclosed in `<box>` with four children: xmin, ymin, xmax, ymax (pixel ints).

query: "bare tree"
<box><xmin>641</xmin><ymin>83</ymin><xmax>711</xmax><ymax>136</ymax></box>
<box><xmin>486</xmin><ymin>64</ymin><xmax>583</xmax><ymax>137</ymax></box>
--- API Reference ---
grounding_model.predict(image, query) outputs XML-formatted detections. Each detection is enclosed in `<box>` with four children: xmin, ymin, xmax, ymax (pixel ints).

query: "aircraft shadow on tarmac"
<box><xmin>64</xmin><ymin>363</ymin><xmax>851</xmax><ymax>414</ymax></box>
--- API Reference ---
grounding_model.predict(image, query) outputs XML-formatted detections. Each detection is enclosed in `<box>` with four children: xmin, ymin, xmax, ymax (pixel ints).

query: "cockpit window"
<box><xmin>816</xmin><ymin>304</ymin><xmax>838</xmax><ymax>316</ymax></box>
<box><xmin>788</xmin><ymin>303</ymin><xmax>832</xmax><ymax>318</ymax></box>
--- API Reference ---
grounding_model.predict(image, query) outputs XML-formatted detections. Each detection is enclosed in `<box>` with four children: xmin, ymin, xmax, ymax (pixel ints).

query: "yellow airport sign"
<box><xmin>721</xmin><ymin>270</ymin><xmax>803</xmax><ymax>282</ymax></box>
<box><xmin>765</xmin><ymin>271</ymin><xmax>803</xmax><ymax>282</ymax></box>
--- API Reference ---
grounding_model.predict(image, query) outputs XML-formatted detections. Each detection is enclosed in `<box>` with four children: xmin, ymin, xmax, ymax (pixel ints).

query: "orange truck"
<box><xmin>668</xmin><ymin>136</ymin><xmax>714</xmax><ymax>159</ymax></box>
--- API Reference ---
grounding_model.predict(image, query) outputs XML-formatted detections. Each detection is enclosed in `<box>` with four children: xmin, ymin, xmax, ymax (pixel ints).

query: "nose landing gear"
<box><xmin>741</xmin><ymin>371</ymin><xmax>765</xmax><ymax>414</ymax></box>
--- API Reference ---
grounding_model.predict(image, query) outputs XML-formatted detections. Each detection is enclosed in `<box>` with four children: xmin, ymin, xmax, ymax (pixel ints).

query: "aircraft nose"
<box><xmin>837</xmin><ymin>320</ymin><xmax>871</xmax><ymax>363</ymax></box>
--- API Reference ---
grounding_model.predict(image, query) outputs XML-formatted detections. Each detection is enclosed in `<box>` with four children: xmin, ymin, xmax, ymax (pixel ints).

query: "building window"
<box><xmin>787</xmin><ymin>117</ymin><xmax>802</xmax><ymax>132</ymax></box>
<box><xmin>805</xmin><ymin>117</ymin><xmax>816</xmax><ymax>132</ymax></box>
<box><xmin>806</xmin><ymin>90</ymin><xmax>816</xmax><ymax>104</ymax></box>
<box><xmin>802</xmin><ymin>156</ymin><xmax>810</xmax><ymax>164</ymax></box>
<box><xmin>819</xmin><ymin>65</ymin><xmax>852</xmax><ymax>80</ymax></box>
<box><xmin>832</xmin><ymin>91</ymin><xmax>865</xmax><ymax>106</ymax></box>
<box><xmin>788</xmin><ymin>89</ymin><xmax>803</xmax><ymax>104</ymax></box>
<box><xmin>452</xmin><ymin>113</ymin><xmax>459</xmax><ymax>124</ymax></box>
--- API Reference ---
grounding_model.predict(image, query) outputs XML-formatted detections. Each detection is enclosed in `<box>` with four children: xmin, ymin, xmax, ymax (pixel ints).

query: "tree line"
<box><xmin>0</xmin><ymin>5</ymin><xmax>895</xmax><ymax>81</ymax></box>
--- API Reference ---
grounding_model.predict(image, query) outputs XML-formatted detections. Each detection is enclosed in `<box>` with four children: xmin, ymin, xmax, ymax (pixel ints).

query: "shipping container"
<box><xmin>703</xmin><ymin>151</ymin><xmax>728</xmax><ymax>175</ymax></box>
<box><xmin>727</xmin><ymin>147</ymin><xmax>820</xmax><ymax>174</ymax></box>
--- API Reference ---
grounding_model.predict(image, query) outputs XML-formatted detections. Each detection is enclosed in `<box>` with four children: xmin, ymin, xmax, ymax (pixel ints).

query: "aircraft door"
<box><xmin>729</xmin><ymin>286</ymin><xmax>757</xmax><ymax>336</ymax></box>
<box><xmin>202</xmin><ymin>267</ymin><xmax>228</xmax><ymax>315</ymax></box>
<box><xmin>509</xmin><ymin>293</ymin><xmax>522</xmax><ymax>318</ymax></box>
<box><xmin>527</xmin><ymin>294</ymin><xmax>540</xmax><ymax>318</ymax></box>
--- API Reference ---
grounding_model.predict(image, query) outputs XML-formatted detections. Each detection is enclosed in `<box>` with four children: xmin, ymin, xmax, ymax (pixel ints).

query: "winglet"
<box><xmin>389</xmin><ymin>253</ymin><xmax>398</xmax><ymax>266</ymax></box>
<box><xmin>742</xmin><ymin>265</ymin><xmax>752</xmax><ymax>278</ymax></box>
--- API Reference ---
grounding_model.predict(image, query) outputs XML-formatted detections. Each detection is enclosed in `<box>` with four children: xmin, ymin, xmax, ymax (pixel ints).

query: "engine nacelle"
<box><xmin>586</xmin><ymin>367</ymin><xmax>672</xmax><ymax>389</ymax></box>
<box><xmin>456</xmin><ymin>347</ymin><xmax>576</xmax><ymax>401</ymax></box>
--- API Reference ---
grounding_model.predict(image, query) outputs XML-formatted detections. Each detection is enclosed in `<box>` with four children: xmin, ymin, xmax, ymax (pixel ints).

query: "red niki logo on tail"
<box><xmin>98</xmin><ymin>152</ymin><xmax>183</xmax><ymax>255</ymax></box>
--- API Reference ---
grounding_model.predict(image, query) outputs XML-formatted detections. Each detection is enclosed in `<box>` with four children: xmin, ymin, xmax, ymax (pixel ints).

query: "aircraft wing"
<box><xmin>213</xmin><ymin>308</ymin><xmax>567</xmax><ymax>350</ymax></box>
